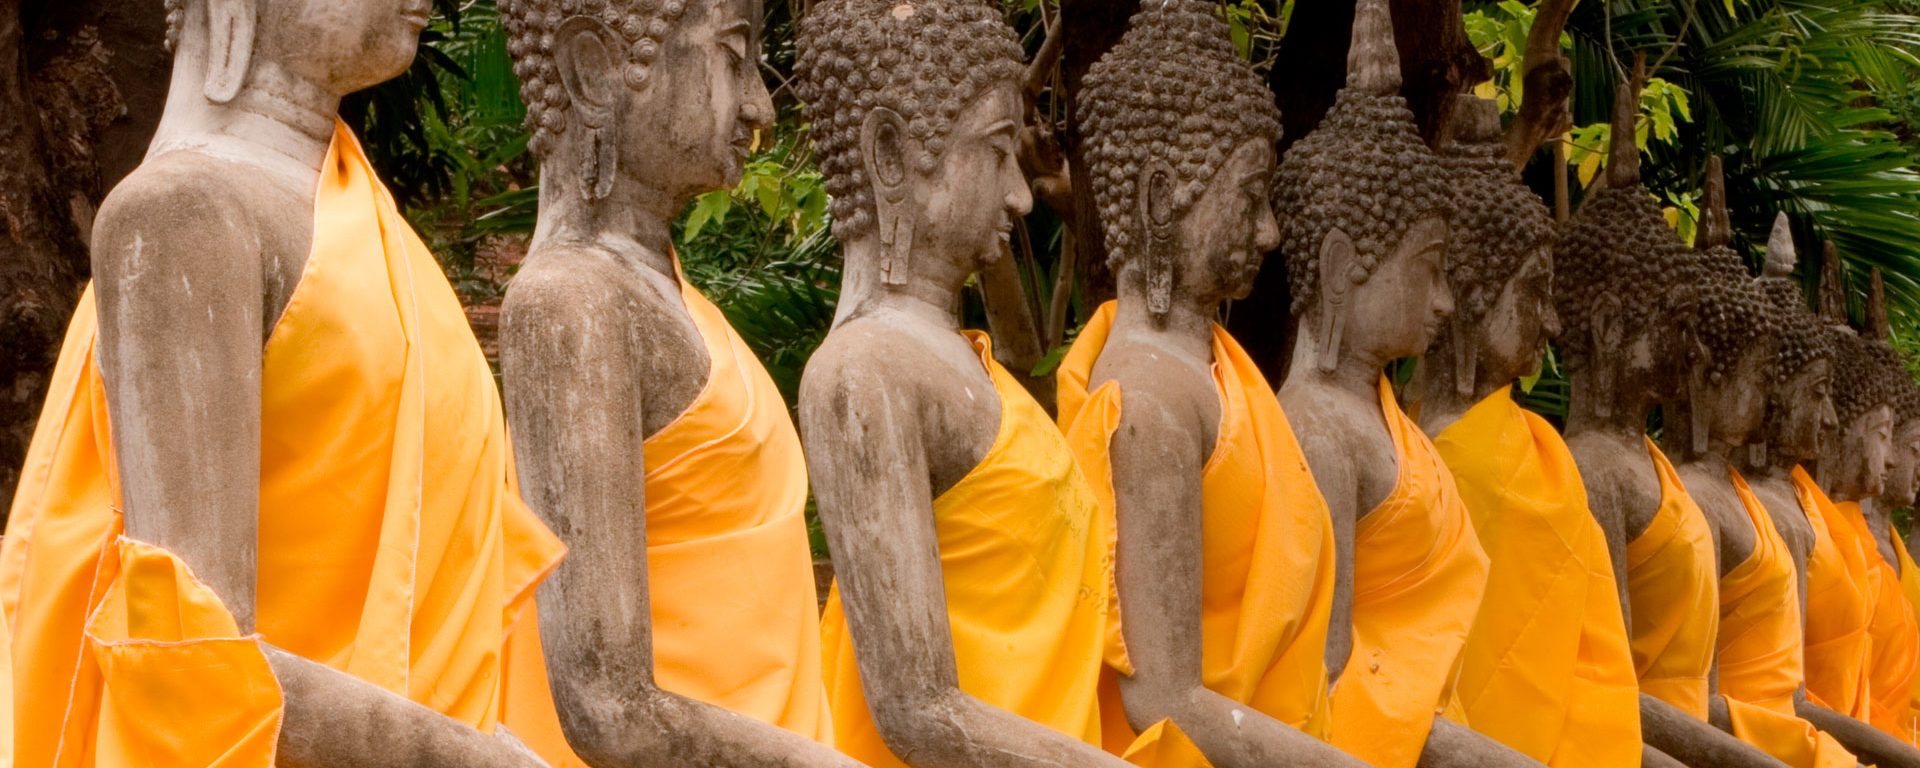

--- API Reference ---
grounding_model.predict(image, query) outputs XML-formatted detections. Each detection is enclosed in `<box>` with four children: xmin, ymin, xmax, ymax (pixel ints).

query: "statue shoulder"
<box><xmin>94</xmin><ymin>152</ymin><xmax>264</xmax><ymax>254</ymax></box>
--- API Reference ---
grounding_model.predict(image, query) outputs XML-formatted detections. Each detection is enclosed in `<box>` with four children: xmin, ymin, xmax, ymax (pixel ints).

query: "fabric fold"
<box><xmin>1838</xmin><ymin>501</ymin><xmax>1919</xmax><ymax>744</ymax></box>
<box><xmin>1056</xmin><ymin>302</ymin><xmax>1335</xmax><ymax>766</ymax></box>
<box><xmin>1794</xmin><ymin>467</ymin><xmax>1875</xmax><ymax>721</ymax></box>
<box><xmin>1432</xmin><ymin>389</ymin><xmax>1641</xmax><ymax>767</ymax></box>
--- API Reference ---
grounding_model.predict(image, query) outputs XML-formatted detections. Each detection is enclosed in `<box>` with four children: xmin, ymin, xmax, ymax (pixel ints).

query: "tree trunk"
<box><xmin>0</xmin><ymin>0</ymin><xmax>167</xmax><ymax>517</ymax></box>
<box><xmin>1059</xmin><ymin>0</ymin><xmax>1138</xmax><ymax>317</ymax></box>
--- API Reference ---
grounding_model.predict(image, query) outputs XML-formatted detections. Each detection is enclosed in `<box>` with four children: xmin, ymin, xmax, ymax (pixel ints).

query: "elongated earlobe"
<box><xmin>1316</xmin><ymin>229</ymin><xmax>1355</xmax><ymax>373</ymax></box>
<box><xmin>862</xmin><ymin>107</ymin><xmax>913</xmax><ymax>286</ymax></box>
<box><xmin>202</xmin><ymin>0</ymin><xmax>257</xmax><ymax>104</ymax></box>
<box><xmin>1590</xmin><ymin>295</ymin><xmax>1622</xmax><ymax>420</ymax></box>
<box><xmin>1138</xmin><ymin>161</ymin><xmax>1177</xmax><ymax>322</ymax></box>
<box><xmin>1451</xmin><ymin>316</ymin><xmax>1477</xmax><ymax>399</ymax></box>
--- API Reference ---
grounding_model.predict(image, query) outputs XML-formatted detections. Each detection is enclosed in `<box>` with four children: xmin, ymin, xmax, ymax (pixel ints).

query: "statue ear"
<box><xmin>555</xmin><ymin>17</ymin><xmax>621</xmax><ymax>129</ymax></box>
<box><xmin>1451</xmin><ymin>313</ymin><xmax>1478</xmax><ymax>399</ymax></box>
<box><xmin>1590</xmin><ymin>293</ymin><xmax>1623</xmax><ymax>419</ymax></box>
<box><xmin>1688</xmin><ymin>338</ymin><xmax>1713</xmax><ymax>456</ymax></box>
<box><xmin>202</xmin><ymin>0</ymin><xmax>258</xmax><ymax>104</ymax></box>
<box><xmin>861</xmin><ymin>107</ymin><xmax>914</xmax><ymax>285</ymax></box>
<box><xmin>1138</xmin><ymin>160</ymin><xmax>1178</xmax><ymax>319</ymax></box>
<box><xmin>1315</xmin><ymin>228</ymin><xmax>1355</xmax><ymax>373</ymax></box>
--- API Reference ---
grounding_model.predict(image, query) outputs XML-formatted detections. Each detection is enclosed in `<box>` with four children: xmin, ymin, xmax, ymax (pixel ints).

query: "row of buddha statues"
<box><xmin>6</xmin><ymin>0</ymin><xmax>1920</xmax><ymax>766</ymax></box>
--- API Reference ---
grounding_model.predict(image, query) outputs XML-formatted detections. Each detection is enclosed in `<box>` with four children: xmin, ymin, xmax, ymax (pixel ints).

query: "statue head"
<box><xmin>1669</xmin><ymin>157</ymin><xmax>1778</xmax><ymax>454</ymax></box>
<box><xmin>795</xmin><ymin>0</ymin><xmax>1030</xmax><ymax>290</ymax></box>
<box><xmin>1554</xmin><ymin>80</ymin><xmax>1695</xmax><ymax>419</ymax></box>
<box><xmin>501</xmin><ymin>0</ymin><xmax>774</xmax><ymax>203</ymax></box>
<box><xmin>164</xmin><ymin>0</ymin><xmax>427</xmax><ymax>102</ymax></box>
<box><xmin>1080</xmin><ymin>0</ymin><xmax>1282</xmax><ymax>320</ymax></box>
<box><xmin>1273</xmin><ymin>0</ymin><xmax>1453</xmax><ymax>372</ymax></box>
<box><xmin>1827</xmin><ymin>328</ymin><xmax>1898</xmax><ymax>499</ymax></box>
<box><xmin>1757</xmin><ymin>272</ymin><xmax>1835</xmax><ymax>465</ymax></box>
<box><xmin>1433</xmin><ymin>97</ymin><xmax>1557</xmax><ymax>396</ymax></box>
<box><xmin>1880</xmin><ymin>368</ymin><xmax>1920</xmax><ymax>507</ymax></box>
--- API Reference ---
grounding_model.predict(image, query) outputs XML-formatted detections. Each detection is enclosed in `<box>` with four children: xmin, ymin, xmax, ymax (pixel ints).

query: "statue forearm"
<box><xmin>871</xmin><ymin>688</ymin><xmax>1132</xmax><ymax>768</ymax></box>
<box><xmin>1415</xmin><ymin>717</ymin><xmax>1542</xmax><ymax>768</ymax></box>
<box><xmin>1118</xmin><ymin>681</ymin><xmax>1364</xmax><ymax>768</ymax></box>
<box><xmin>551</xmin><ymin>688</ymin><xmax>863</xmax><ymax>768</ymax></box>
<box><xmin>1640</xmin><ymin>694</ymin><xmax>1786</xmax><ymax>768</ymax></box>
<box><xmin>264</xmin><ymin>647</ymin><xmax>547</xmax><ymax>768</ymax></box>
<box><xmin>1642</xmin><ymin>743</ymin><xmax>1686</xmax><ymax>768</ymax></box>
<box><xmin>1796</xmin><ymin>700</ymin><xmax>1920</xmax><ymax>768</ymax></box>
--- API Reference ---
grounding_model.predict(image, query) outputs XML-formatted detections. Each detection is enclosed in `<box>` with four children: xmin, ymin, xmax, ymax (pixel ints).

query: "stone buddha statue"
<box><xmin>1416</xmin><ymin>96</ymin><xmax>1645</xmax><ymax>768</ymax></box>
<box><xmin>1271</xmin><ymin>1</ymin><xmax>1530</xmax><ymax>766</ymax></box>
<box><xmin>2</xmin><ymin>0</ymin><xmax>565</xmax><ymax>764</ymax></box>
<box><xmin>1053</xmin><ymin>3</ymin><xmax>1364</xmax><ymax>765</ymax></box>
<box><xmin>1553</xmin><ymin>80</ymin><xmax>1784</xmax><ymax>768</ymax></box>
<box><xmin>494</xmin><ymin>0</ymin><xmax>855</xmax><ymax>765</ymax></box>
<box><xmin>1664</xmin><ymin>159</ymin><xmax>1872</xmax><ymax>768</ymax></box>
<box><xmin>793</xmin><ymin>1</ymin><xmax>1127</xmax><ymax>765</ymax></box>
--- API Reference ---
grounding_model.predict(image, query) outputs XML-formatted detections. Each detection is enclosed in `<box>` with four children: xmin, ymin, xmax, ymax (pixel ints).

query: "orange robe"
<box><xmin>1056</xmin><ymin>303</ymin><xmax>1336</xmax><ymax>766</ymax></box>
<box><xmin>1839</xmin><ymin>501</ymin><xmax>1920</xmax><ymax>743</ymax></box>
<box><xmin>0</xmin><ymin>122</ymin><xmax>565</xmax><ymax>767</ymax></box>
<box><xmin>1895</xmin><ymin>532</ymin><xmax>1920</xmax><ymax>736</ymax></box>
<box><xmin>1325</xmin><ymin>377</ymin><xmax>1490</xmax><ymax>768</ymax></box>
<box><xmin>499</xmin><ymin>259</ymin><xmax>834</xmax><ymax>764</ymax></box>
<box><xmin>1627</xmin><ymin>439</ymin><xmax>1719</xmax><ymax>719</ymax></box>
<box><xmin>1717</xmin><ymin>471</ymin><xmax>1856</xmax><ymax>767</ymax></box>
<box><xmin>1795</xmin><ymin>467</ymin><xmax>1875</xmax><ymax>721</ymax></box>
<box><xmin>1432</xmin><ymin>389</ymin><xmax>1640</xmax><ymax>767</ymax></box>
<box><xmin>819</xmin><ymin>331</ymin><xmax>1108</xmax><ymax>767</ymax></box>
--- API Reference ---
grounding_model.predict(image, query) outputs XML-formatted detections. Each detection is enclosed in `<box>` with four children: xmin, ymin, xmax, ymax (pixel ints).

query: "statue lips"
<box><xmin>400</xmin><ymin>4</ymin><xmax>431</xmax><ymax>29</ymax></box>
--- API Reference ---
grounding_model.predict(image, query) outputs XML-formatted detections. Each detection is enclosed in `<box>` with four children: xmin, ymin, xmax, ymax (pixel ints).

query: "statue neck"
<box><xmin>1109</xmin><ymin>289</ymin><xmax>1215</xmax><ymax>371</ymax></box>
<box><xmin>151</xmin><ymin>53</ymin><xmax>342</xmax><ymax>185</ymax></box>
<box><xmin>1287</xmin><ymin>307</ymin><xmax>1389</xmax><ymax>399</ymax></box>
<box><xmin>1564</xmin><ymin>362</ymin><xmax>1652</xmax><ymax>441</ymax></box>
<box><xmin>532</xmin><ymin>136</ymin><xmax>681</xmax><ymax>279</ymax></box>
<box><xmin>834</xmin><ymin>237</ymin><xmax>968</xmax><ymax>332</ymax></box>
<box><xmin>1416</xmin><ymin>334</ymin><xmax>1503</xmax><ymax>435</ymax></box>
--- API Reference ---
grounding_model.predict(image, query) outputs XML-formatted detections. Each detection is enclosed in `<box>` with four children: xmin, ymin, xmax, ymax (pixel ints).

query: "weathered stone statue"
<box><xmin>1417</xmin><ymin>96</ymin><xmax>1645</xmax><ymax>767</ymax></box>
<box><xmin>1271</xmin><ymin>2</ymin><xmax>1531</xmax><ymax>766</ymax></box>
<box><xmin>1053</xmin><ymin>3</ymin><xmax>1365</xmax><ymax>765</ymax></box>
<box><xmin>1665</xmin><ymin>159</ymin><xmax>1860</xmax><ymax>768</ymax></box>
<box><xmin>1843</xmin><ymin>279</ymin><xmax>1920</xmax><ymax>748</ymax></box>
<box><xmin>1553</xmin><ymin>79</ymin><xmax>1785</xmax><ymax>768</ymax></box>
<box><xmin>1737</xmin><ymin>217</ymin><xmax>1920</xmax><ymax>768</ymax></box>
<box><xmin>1</xmin><ymin>0</ymin><xmax>566</xmax><ymax>764</ymax></box>
<box><xmin>793</xmin><ymin>1</ymin><xmax>1127</xmax><ymax>766</ymax></box>
<box><xmin>494</xmin><ymin>0</ymin><xmax>856</xmax><ymax>765</ymax></box>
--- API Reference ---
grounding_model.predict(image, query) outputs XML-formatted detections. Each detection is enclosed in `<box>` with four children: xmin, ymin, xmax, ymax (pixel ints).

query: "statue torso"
<box><xmin>1677</xmin><ymin>460</ymin><xmax>1753</xmax><ymax>577</ymax></box>
<box><xmin>1565</xmin><ymin>429</ymin><xmax>1663</xmax><ymax>544</ymax></box>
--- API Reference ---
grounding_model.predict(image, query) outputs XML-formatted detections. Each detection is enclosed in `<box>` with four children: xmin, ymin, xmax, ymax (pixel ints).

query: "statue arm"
<box><xmin>1641</xmin><ymin>694</ymin><xmax>1787</xmax><ymax>768</ymax></box>
<box><xmin>92</xmin><ymin>177</ymin><xmax>545</xmax><ymax>767</ymax></box>
<box><xmin>1289</xmin><ymin>422</ymin><xmax>1356</xmax><ymax>684</ymax></box>
<box><xmin>1414</xmin><ymin>719</ymin><xmax>1542</xmax><ymax>767</ymax></box>
<box><xmin>1568</xmin><ymin>442</ymin><xmax>1636</xmax><ymax>636</ymax></box>
<box><xmin>1105</xmin><ymin>386</ymin><xmax>1364</xmax><ymax>768</ymax></box>
<box><xmin>799</xmin><ymin>354</ymin><xmax>1129</xmax><ymax>768</ymax></box>
<box><xmin>1796</xmin><ymin>699</ymin><xmax>1920</xmax><ymax>767</ymax></box>
<box><xmin>500</xmin><ymin>273</ymin><xmax>858</xmax><ymax>768</ymax></box>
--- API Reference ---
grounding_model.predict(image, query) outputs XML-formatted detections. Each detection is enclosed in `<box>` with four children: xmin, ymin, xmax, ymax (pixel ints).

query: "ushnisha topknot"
<box><xmin>793</xmin><ymin>0</ymin><xmax>1025</xmax><ymax>241</ymax></box>
<box><xmin>1080</xmin><ymin>0</ymin><xmax>1282</xmax><ymax>282</ymax></box>
<box><xmin>1437</xmin><ymin>97</ymin><xmax>1553</xmax><ymax>330</ymax></box>
<box><xmin>1760</xmin><ymin>277</ymin><xmax>1831</xmax><ymax>383</ymax></box>
<box><xmin>1271</xmin><ymin>0</ymin><xmax>1452</xmax><ymax>317</ymax></box>
<box><xmin>499</xmin><ymin>0</ymin><xmax>695</xmax><ymax>158</ymax></box>
<box><xmin>1684</xmin><ymin>157</ymin><xmax>1778</xmax><ymax>383</ymax></box>
<box><xmin>1553</xmin><ymin>79</ymin><xmax>1691</xmax><ymax>368</ymax></box>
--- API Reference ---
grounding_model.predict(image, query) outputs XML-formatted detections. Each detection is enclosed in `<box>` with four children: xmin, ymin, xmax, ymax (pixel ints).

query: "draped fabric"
<box><xmin>1895</xmin><ymin>532</ymin><xmax>1920</xmax><ymax>738</ymax></box>
<box><xmin>1626</xmin><ymin>440</ymin><xmax>1720</xmax><ymax>720</ymax></box>
<box><xmin>1056</xmin><ymin>303</ymin><xmax>1335</xmax><ymax>766</ymax></box>
<box><xmin>501</xmin><ymin>256</ymin><xmax>833</xmax><ymax>764</ymax></box>
<box><xmin>1717</xmin><ymin>471</ymin><xmax>1856</xmax><ymax>768</ymax></box>
<box><xmin>819</xmin><ymin>331</ymin><xmax>1108</xmax><ymax>767</ymax></box>
<box><xmin>1</xmin><ymin>122</ymin><xmax>565</xmax><ymax>767</ymax></box>
<box><xmin>1324</xmin><ymin>377</ymin><xmax>1490</xmax><ymax>768</ymax></box>
<box><xmin>1838</xmin><ymin>501</ymin><xmax>1920</xmax><ymax>744</ymax></box>
<box><xmin>1432</xmin><ymin>389</ymin><xmax>1641</xmax><ymax>767</ymax></box>
<box><xmin>1795</xmin><ymin>468</ymin><xmax>1875</xmax><ymax>721</ymax></box>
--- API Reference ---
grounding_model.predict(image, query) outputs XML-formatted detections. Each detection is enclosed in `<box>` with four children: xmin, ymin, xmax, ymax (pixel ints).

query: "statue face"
<box><xmin>1835</xmin><ymin>404</ymin><xmax>1895</xmax><ymax>498</ymax></box>
<box><xmin>1710</xmin><ymin>343</ymin><xmax>1776</xmax><ymax>446</ymax></box>
<box><xmin>1475</xmin><ymin>245</ymin><xmax>1557</xmax><ymax>384</ymax></box>
<box><xmin>633</xmin><ymin>0</ymin><xmax>771</xmax><ymax>195</ymax></box>
<box><xmin>1176</xmin><ymin>139</ymin><xmax>1279</xmax><ymax>304</ymax></box>
<box><xmin>261</xmin><ymin>0</ymin><xmax>429</xmax><ymax>94</ymax></box>
<box><xmin>1882</xmin><ymin>418</ymin><xmax>1920</xmax><ymax>504</ymax></box>
<box><xmin>906</xmin><ymin>83</ymin><xmax>1031</xmax><ymax>273</ymax></box>
<box><xmin>1340</xmin><ymin>216</ymin><xmax>1452</xmax><ymax>362</ymax></box>
<box><xmin>1772</xmin><ymin>359</ymin><xmax>1835</xmax><ymax>461</ymax></box>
